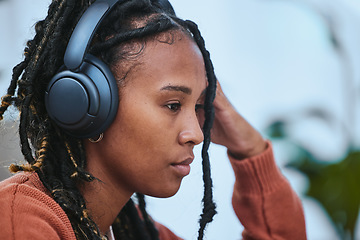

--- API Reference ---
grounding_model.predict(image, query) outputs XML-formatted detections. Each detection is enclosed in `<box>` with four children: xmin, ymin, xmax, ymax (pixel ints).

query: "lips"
<box><xmin>171</xmin><ymin>157</ymin><xmax>194</xmax><ymax>177</ymax></box>
<box><xmin>174</xmin><ymin>157</ymin><xmax>194</xmax><ymax>166</ymax></box>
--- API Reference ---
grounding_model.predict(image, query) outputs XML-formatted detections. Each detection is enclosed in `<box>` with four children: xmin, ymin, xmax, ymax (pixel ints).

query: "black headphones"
<box><xmin>45</xmin><ymin>0</ymin><xmax>176</xmax><ymax>138</ymax></box>
<box><xmin>45</xmin><ymin>0</ymin><xmax>122</xmax><ymax>138</ymax></box>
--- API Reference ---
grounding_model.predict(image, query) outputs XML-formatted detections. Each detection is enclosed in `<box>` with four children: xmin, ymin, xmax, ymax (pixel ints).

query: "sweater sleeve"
<box><xmin>229</xmin><ymin>142</ymin><xmax>307</xmax><ymax>240</ymax></box>
<box><xmin>155</xmin><ymin>222</ymin><xmax>184</xmax><ymax>240</ymax></box>
<box><xmin>0</xmin><ymin>174</ymin><xmax>76</xmax><ymax>240</ymax></box>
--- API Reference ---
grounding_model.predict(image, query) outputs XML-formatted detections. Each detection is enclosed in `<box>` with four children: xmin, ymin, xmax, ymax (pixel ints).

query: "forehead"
<box><xmin>144</xmin><ymin>31</ymin><xmax>203</xmax><ymax>69</ymax></box>
<box><xmin>118</xmin><ymin>31</ymin><xmax>207</xmax><ymax>92</ymax></box>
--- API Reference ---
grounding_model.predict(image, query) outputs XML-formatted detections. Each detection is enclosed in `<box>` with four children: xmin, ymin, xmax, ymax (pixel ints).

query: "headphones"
<box><xmin>45</xmin><ymin>0</ymin><xmax>122</xmax><ymax>138</ymax></box>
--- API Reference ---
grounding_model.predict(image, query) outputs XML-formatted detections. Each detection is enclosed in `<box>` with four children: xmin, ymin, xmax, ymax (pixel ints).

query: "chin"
<box><xmin>145</xmin><ymin>183</ymin><xmax>181</xmax><ymax>198</ymax></box>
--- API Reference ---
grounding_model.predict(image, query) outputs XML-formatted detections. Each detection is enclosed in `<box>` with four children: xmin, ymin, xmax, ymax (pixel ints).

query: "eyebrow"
<box><xmin>160</xmin><ymin>85</ymin><xmax>192</xmax><ymax>95</ymax></box>
<box><xmin>160</xmin><ymin>85</ymin><xmax>207</xmax><ymax>99</ymax></box>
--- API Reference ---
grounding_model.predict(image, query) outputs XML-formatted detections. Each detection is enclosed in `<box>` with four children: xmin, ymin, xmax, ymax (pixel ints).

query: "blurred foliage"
<box><xmin>263</xmin><ymin>1</ymin><xmax>360</xmax><ymax>238</ymax></box>
<box><xmin>266</xmin><ymin>120</ymin><xmax>360</xmax><ymax>240</ymax></box>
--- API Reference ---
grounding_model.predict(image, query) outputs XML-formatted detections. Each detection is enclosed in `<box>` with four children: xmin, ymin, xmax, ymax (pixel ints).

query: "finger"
<box><xmin>213</xmin><ymin>81</ymin><xmax>234</xmax><ymax>112</ymax></box>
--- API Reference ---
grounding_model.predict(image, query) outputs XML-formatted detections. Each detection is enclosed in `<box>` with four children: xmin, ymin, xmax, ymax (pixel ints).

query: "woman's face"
<box><xmin>90</xmin><ymin>31</ymin><xmax>207</xmax><ymax>198</ymax></box>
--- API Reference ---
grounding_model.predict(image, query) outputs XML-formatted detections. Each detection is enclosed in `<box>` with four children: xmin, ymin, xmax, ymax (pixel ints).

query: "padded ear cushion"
<box><xmin>45</xmin><ymin>54</ymin><xmax>119</xmax><ymax>138</ymax></box>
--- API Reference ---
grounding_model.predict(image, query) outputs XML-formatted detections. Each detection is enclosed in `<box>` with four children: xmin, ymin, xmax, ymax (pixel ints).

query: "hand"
<box><xmin>202</xmin><ymin>81</ymin><xmax>267</xmax><ymax>159</ymax></box>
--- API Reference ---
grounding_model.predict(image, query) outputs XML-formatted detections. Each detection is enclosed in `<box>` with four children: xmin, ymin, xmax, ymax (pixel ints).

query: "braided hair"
<box><xmin>0</xmin><ymin>0</ymin><xmax>217</xmax><ymax>239</ymax></box>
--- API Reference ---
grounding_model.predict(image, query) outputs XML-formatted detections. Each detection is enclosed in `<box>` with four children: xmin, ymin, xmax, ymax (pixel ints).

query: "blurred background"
<box><xmin>1</xmin><ymin>0</ymin><xmax>360</xmax><ymax>239</ymax></box>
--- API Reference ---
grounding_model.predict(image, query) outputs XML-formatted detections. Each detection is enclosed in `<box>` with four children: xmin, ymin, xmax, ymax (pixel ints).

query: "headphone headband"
<box><xmin>64</xmin><ymin>0</ymin><xmax>121</xmax><ymax>71</ymax></box>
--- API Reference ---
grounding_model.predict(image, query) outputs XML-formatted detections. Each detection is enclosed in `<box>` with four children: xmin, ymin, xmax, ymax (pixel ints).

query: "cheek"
<box><xmin>117</xmin><ymin>96</ymin><xmax>179</xmax><ymax>145</ymax></box>
<box><xmin>106</xmin><ymin>102</ymin><xmax>175</xmax><ymax>169</ymax></box>
<box><xmin>114</xmin><ymin>109</ymin><xmax>166</xmax><ymax>149</ymax></box>
<box><xmin>100</xmin><ymin>97</ymin><xmax>184</xmax><ymax>196</ymax></box>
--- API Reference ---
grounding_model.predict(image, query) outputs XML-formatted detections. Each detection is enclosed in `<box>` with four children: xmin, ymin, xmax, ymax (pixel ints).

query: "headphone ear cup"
<box><xmin>45</xmin><ymin>54</ymin><xmax>119</xmax><ymax>138</ymax></box>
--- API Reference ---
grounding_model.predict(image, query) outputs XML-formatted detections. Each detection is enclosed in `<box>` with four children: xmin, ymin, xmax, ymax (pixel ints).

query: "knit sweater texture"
<box><xmin>0</xmin><ymin>143</ymin><xmax>306</xmax><ymax>239</ymax></box>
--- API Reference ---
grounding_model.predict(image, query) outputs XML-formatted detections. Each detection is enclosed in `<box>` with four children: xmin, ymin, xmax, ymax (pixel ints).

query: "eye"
<box><xmin>166</xmin><ymin>102</ymin><xmax>181</xmax><ymax>112</ymax></box>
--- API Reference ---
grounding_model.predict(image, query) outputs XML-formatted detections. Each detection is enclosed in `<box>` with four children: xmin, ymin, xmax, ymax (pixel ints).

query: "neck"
<box><xmin>82</xmin><ymin>141</ymin><xmax>134</xmax><ymax>234</ymax></box>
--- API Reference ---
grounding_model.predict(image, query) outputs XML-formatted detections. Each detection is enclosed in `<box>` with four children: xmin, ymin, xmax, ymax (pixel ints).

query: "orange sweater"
<box><xmin>0</xmin><ymin>143</ymin><xmax>306</xmax><ymax>240</ymax></box>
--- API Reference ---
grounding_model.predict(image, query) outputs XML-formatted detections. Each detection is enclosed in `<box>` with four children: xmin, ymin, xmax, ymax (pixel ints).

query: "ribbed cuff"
<box><xmin>229</xmin><ymin>141</ymin><xmax>287</xmax><ymax>196</ymax></box>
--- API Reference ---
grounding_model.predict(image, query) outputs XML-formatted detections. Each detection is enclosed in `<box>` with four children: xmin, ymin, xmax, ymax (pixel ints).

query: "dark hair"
<box><xmin>0</xmin><ymin>0</ymin><xmax>217</xmax><ymax>239</ymax></box>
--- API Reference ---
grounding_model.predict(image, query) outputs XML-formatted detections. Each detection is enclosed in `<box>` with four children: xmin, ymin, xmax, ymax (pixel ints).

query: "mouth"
<box><xmin>171</xmin><ymin>157</ymin><xmax>194</xmax><ymax>177</ymax></box>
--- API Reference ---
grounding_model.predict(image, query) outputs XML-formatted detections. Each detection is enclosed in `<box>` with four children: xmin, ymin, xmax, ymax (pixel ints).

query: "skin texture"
<box><xmin>209</xmin><ymin>81</ymin><xmax>267</xmax><ymax>159</ymax></box>
<box><xmin>83</xmin><ymin>32</ymin><xmax>207</xmax><ymax>233</ymax></box>
<box><xmin>83</xmin><ymin>31</ymin><xmax>267</xmax><ymax>233</ymax></box>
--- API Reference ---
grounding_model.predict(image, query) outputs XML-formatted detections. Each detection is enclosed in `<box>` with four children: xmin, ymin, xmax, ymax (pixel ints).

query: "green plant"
<box><xmin>267</xmin><ymin>120</ymin><xmax>360</xmax><ymax>240</ymax></box>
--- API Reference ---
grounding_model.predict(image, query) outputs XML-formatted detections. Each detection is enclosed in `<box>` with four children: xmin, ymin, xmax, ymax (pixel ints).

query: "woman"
<box><xmin>0</xmin><ymin>0</ymin><xmax>306</xmax><ymax>239</ymax></box>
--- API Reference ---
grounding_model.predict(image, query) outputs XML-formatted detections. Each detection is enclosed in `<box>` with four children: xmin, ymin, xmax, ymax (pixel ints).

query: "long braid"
<box><xmin>136</xmin><ymin>193</ymin><xmax>159</xmax><ymax>239</ymax></box>
<box><xmin>0</xmin><ymin>61</ymin><xmax>27</xmax><ymax>120</ymax></box>
<box><xmin>18</xmin><ymin>95</ymin><xmax>35</xmax><ymax>163</ymax></box>
<box><xmin>96</xmin><ymin>13</ymin><xmax>218</xmax><ymax>239</ymax></box>
<box><xmin>124</xmin><ymin>199</ymin><xmax>151</xmax><ymax>239</ymax></box>
<box><xmin>184</xmin><ymin>19</ymin><xmax>217</xmax><ymax>240</ymax></box>
<box><xmin>2</xmin><ymin>1</ymin><xmax>218</xmax><ymax>239</ymax></box>
<box><xmin>19</xmin><ymin>0</ymin><xmax>68</xmax><ymax>96</ymax></box>
<box><xmin>11</xmin><ymin>0</ymin><xmax>72</xmax><ymax>168</ymax></box>
<box><xmin>90</xmin><ymin>16</ymin><xmax>175</xmax><ymax>56</ymax></box>
<box><xmin>5</xmin><ymin>0</ymin><xmax>104</xmax><ymax>239</ymax></box>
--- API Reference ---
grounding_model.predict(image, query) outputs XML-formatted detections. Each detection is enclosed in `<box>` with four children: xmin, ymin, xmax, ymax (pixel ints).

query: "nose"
<box><xmin>178</xmin><ymin>112</ymin><xmax>204</xmax><ymax>146</ymax></box>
